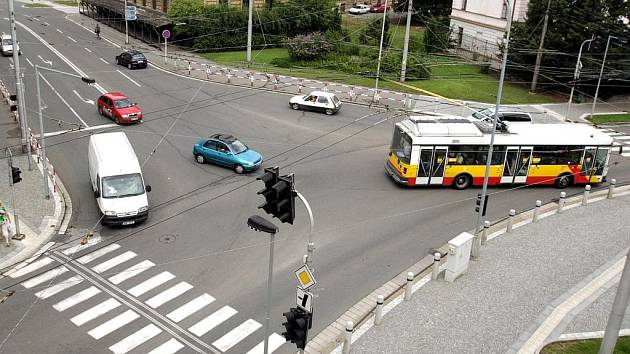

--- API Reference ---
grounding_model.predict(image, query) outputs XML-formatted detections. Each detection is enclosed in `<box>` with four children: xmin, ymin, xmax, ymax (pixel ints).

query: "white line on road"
<box><xmin>246</xmin><ymin>334</ymin><xmax>286</xmax><ymax>354</ymax></box>
<box><xmin>25</xmin><ymin>57</ymin><xmax>33</xmax><ymax>67</ymax></box>
<box><xmin>21</xmin><ymin>266</ymin><xmax>68</xmax><ymax>289</ymax></box>
<box><xmin>188</xmin><ymin>306</ymin><xmax>237</xmax><ymax>337</ymax></box>
<box><xmin>109</xmin><ymin>324</ymin><xmax>162</xmax><ymax>354</ymax></box>
<box><xmin>116</xmin><ymin>69</ymin><xmax>141</xmax><ymax>87</ymax></box>
<box><xmin>213</xmin><ymin>319</ymin><xmax>262</xmax><ymax>352</ymax></box>
<box><xmin>41</xmin><ymin>123</ymin><xmax>118</xmax><ymax>138</ymax></box>
<box><xmin>76</xmin><ymin>243</ymin><xmax>120</xmax><ymax>264</ymax></box>
<box><xmin>147</xmin><ymin>338</ymin><xmax>185</xmax><ymax>354</ymax></box>
<box><xmin>84</xmin><ymin>47</ymin><xmax>92</xmax><ymax>53</ymax></box>
<box><xmin>53</xmin><ymin>286</ymin><xmax>101</xmax><ymax>311</ymax></box>
<box><xmin>88</xmin><ymin>309</ymin><xmax>139</xmax><ymax>339</ymax></box>
<box><xmin>37</xmin><ymin>73</ymin><xmax>89</xmax><ymax>127</ymax></box>
<box><xmin>108</xmin><ymin>260</ymin><xmax>155</xmax><ymax>285</ymax></box>
<box><xmin>99</xmin><ymin>57</ymin><xmax>109</xmax><ymax>64</ymax></box>
<box><xmin>145</xmin><ymin>282</ymin><xmax>193</xmax><ymax>309</ymax></box>
<box><xmin>92</xmin><ymin>251</ymin><xmax>137</xmax><ymax>274</ymax></box>
<box><xmin>167</xmin><ymin>293</ymin><xmax>215</xmax><ymax>322</ymax></box>
<box><xmin>70</xmin><ymin>298</ymin><xmax>121</xmax><ymax>326</ymax></box>
<box><xmin>34</xmin><ymin>275</ymin><xmax>83</xmax><ymax>299</ymax></box>
<box><xmin>9</xmin><ymin>257</ymin><xmax>54</xmax><ymax>278</ymax></box>
<box><xmin>37</xmin><ymin>54</ymin><xmax>52</xmax><ymax>65</ymax></box>
<box><xmin>43</xmin><ymin>22</ymin><xmax>50</xmax><ymax>26</ymax></box>
<box><xmin>56</xmin><ymin>28</ymin><xmax>63</xmax><ymax>34</ymax></box>
<box><xmin>127</xmin><ymin>272</ymin><xmax>175</xmax><ymax>297</ymax></box>
<box><xmin>72</xmin><ymin>89</ymin><xmax>95</xmax><ymax>105</ymax></box>
<box><xmin>67</xmin><ymin>36</ymin><xmax>77</xmax><ymax>43</ymax></box>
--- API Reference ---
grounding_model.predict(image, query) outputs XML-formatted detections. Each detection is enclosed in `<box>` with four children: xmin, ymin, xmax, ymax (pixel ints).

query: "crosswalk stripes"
<box><xmin>595</xmin><ymin>127</ymin><xmax>630</xmax><ymax>155</ymax></box>
<box><xmin>13</xmin><ymin>243</ymin><xmax>287</xmax><ymax>354</ymax></box>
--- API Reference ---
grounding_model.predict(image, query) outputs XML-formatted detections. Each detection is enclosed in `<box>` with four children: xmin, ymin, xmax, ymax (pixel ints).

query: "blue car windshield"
<box><xmin>228</xmin><ymin>140</ymin><xmax>247</xmax><ymax>154</ymax></box>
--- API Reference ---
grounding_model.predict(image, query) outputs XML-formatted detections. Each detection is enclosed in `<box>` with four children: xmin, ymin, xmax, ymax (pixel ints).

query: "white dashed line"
<box><xmin>56</xmin><ymin>28</ymin><xmax>63</xmax><ymax>34</ymax></box>
<box><xmin>67</xmin><ymin>36</ymin><xmax>77</xmax><ymax>43</ymax></box>
<box><xmin>84</xmin><ymin>47</ymin><xmax>92</xmax><ymax>53</ymax></box>
<box><xmin>99</xmin><ymin>57</ymin><xmax>109</xmax><ymax>64</ymax></box>
<box><xmin>116</xmin><ymin>69</ymin><xmax>141</xmax><ymax>87</ymax></box>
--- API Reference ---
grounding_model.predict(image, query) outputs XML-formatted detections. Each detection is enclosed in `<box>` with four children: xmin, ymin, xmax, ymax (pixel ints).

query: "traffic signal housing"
<box><xmin>257</xmin><ymin>167</ymin><xmax>279</xmax><ymax>215</ymax></box>
<box><xmin>11</xmin><ymin>166</ymin><xmax>21</xmax><ymax>184</ymax></box>
<box><xmin>257</xmin><ymin>167</ymin><xmax>296</xmax><ymax>224</ymax></box>
<box><xmin>475</xmin><ymin>193</ymin><xmax>488</xmax><ymax>216</ymax></box>
<box><xmin>282</xmin><ymin>307</ymin><xmax>311</xmax><ymax>350</ymax></box>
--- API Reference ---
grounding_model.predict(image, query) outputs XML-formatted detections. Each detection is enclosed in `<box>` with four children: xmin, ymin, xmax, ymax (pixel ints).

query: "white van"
<box><xmin>1</xmin><ymin>33</ymin><xmax>19</xmax><ymax>56</ymax></box>
<box><xmin>88</xmin><ymin>132</ymin><xmax>151</xmax><ymax>226</ymax></box>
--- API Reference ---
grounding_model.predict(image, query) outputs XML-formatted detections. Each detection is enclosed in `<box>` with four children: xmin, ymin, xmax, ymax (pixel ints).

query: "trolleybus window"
<box><xmin>391</xmin><ymin>127</ymin><xmax>412</xmax><ymax>164</ymax></box>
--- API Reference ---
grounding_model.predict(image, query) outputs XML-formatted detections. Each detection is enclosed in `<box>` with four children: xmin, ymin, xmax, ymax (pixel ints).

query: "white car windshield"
<box><xmin>102</xmin><ymin>173</ymin><xmax>144</xmax><ymax>198</ymax></box>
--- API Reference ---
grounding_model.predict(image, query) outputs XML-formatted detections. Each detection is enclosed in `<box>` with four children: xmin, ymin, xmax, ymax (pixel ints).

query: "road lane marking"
<box><xmin>53</xmin><ymin>286</ymin><xmax>101</xmax><ymax>311</ymax></box>
<box><xmin>56</xmin><ymin>28</ymin><xmax>63</xmax><ymax>34</ymax></box>
<box><xmin>70</xmin><ymin>298</ymin><xmax>121</xmax><ymax>326</ymax></box>
<box><xmin>37</xmin><ymin>73</ymin><xmax>89</xmax><ymax>127</ymax></box>
<box><xmin>116</xmin><ymin>69</ymin><xmax>141</xmax><ymax>87</ymax></box>
<box><xmin>37</xmin><ymin>54</ymin><xmax>52</xmax><ymax>65</ymax></box>
<box><xmin>67</xmin><ymin>36</ymin><xmax>77</xmax><ymax>43</ymax></box>
<box><xmin>109</xmin><ymin>323</ymin><xmax>162</xmax><ymax>354</ymax></box>
<box><xmin>9</xmin><ymin>257</ymin><xmax>54</xmax><ymax>278</ymax></box>
<box><xmin>84</xmin><ymin>47</ymin><xmax>92</xmax><ymax>53</ymax></box>
<box><xmin>99</xmin><ymin>57</ymin><xmax>108</xmax><ymax>64</ymax></box>
<box><xmin>41</xmin><ymin>123</ymin><xmax>117</xmax><ymax>138</ymax></box>
<box><xmin>25</xmin><ymin>57</ymin><xmax>33</xmax><ymax>67</ymax></box>
<box><xmin>76</xmin><ymin>243</ymin><xmax>121</xmax><ymax>264</ymax></box>
<box><xmin>246</xmin><ymin>334</ymin><xmax>286</xmax><ymax>354</ymax></box>
<box><xmin>146</xmin><ymin>282</ymin><xmax>193</xmax><ymax>308</ymax></box>
<box><xmin>167</xmin><ymin>293</ymin><xmax>215</xmax><ymax>322</ymax></box>
<box><xmin>188</xmin><ymin>306</ymin><xmax>237</xmax><ymax>337</ymax></box>
<box><xmin>88</xmin><ymin>309</ymin><xmax>139</xmax><ymax>339</ymax></box>
<box><xmin>92</xmin><ymin>251</ymin><xmax>137</xmax><ymax>273</ymax></box>
<box><xmin>34</xmin><ymin>275</ymin><xmax>83</xmax><ymax>299</ymax></box>
<box><xmin>109</xmin><ymin>260</ymin><xmax>155</xmax><ymax>285</ymax></box>
<box><xmin>72</xmin><ymin>89</ymin><xmax>94</xmax><ymax>104</ymax></box>
<box><xmin>43</xmin><ymin>22</ymin><xmax>50</xmax><ymax>26</ymax></box>
<box><xmin>147</xmin><ymin>338</ymin><xmax>185</xmax><ymax>354</ymax></box>
<box><xmin>127</xmin><ymin>271</ymin><xmax>175</xmax><ymax>297</ymax></box>
<box><xmin>213</xmin><ymin>319</ymin><xmax>262</xmax><ymax>352</ymax></box>
<box><xmin>22</xmin><ymin>266</ymin><xmax>68</xmax><ymax>289</ymax></box>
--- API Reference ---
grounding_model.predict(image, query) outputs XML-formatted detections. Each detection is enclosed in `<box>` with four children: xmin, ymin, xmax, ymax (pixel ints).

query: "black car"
<box><xmin>115</xmin><ymin>50</ymin><xmax>147</xmax><ymax>69</ymax></box>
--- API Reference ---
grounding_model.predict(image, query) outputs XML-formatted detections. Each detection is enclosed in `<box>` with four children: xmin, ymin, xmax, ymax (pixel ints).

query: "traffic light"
<box><xmin>282</xmin><ymin>307</ymin><xmax>311</xmax><ymax>350</ymax></box>
<box><xmin>11</xmin><ymin>166</ymin><xmax>21</xmax><ymax>184</ymax></box>
<box><xmin>257</xmin><ymin>168</ymin><xmax>296</xmax><ymax>224</ymax></box>
<box><xmin>9</xmin><ymin>94</ymin><xmax>16</xmax><ymax>112</ymax></box>
<box><xmin>257</xmin><ymin>167</ymin><xmax>280</xmax><ymax>215</ymax></box>
<box><xmin>475</xmin><ymin>193</ymin><xmax>488</xmax><ymax>216</ymax></box>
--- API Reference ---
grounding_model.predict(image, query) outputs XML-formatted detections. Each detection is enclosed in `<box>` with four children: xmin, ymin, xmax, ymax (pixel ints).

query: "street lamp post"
<box><xmin>474</xmin><ymin>0</ymin><xmax>514</xmax><ymax>258</ymax></box>
<box><xmin>373</xmin><ymin>0</ymin><xmax>389</xmax><ymax>102</ymax></box>
<box><xmin>590</xmin><ymin>35</ymin><xmax>617</xmax><ymax>120</ymax></box>
<box><xmin>247</xmin><ymin>215</ymin><xmax>279</xmax><ymax>354</ymax></box>
<box><xmin>35</xmin><ymin>65</ymin><xmax>95</xmax><ymax>200</ymax></box>
<box><xmin>565</xmin><ymin>35</ymin><xmax>595</xmax><ymax>121</ymax></box>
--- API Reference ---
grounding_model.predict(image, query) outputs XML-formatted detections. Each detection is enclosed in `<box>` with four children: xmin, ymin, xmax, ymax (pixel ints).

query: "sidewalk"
<box><xmin>334</xmin><ymin>187</ymin><xmax>630</xmax><ymax>354</ymax></box>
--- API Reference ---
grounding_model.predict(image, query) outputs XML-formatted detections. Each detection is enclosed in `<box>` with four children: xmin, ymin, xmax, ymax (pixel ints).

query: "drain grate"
<box><xmin>159</xmin><ymin>234</ymin><xmax>177</xmax><ymax>244</ymax></box>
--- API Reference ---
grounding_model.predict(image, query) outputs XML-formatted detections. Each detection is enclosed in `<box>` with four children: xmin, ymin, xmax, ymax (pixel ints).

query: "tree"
<box><xmin>167</xmin><ymin>0</ymin><xmax>204</xmax><ymax>19</ymax></box>
<box><xmin>412</xmin><ymin>0</ymin><xmax>452</xmax><ymax>23</ymax></box>
<box><xmin>423</xmin><ymin>16</ymin><xmax>452</xmax><ymax>53</ymax></box>
<box><xmin>359</xmin><ymin>16</ymin><xmax>390</xmax><ymax>47</ymax></box>
<box><xmin>509</xmin><ymin>0</ymin><xmax>630</xmax><ymax>97</ymax></box>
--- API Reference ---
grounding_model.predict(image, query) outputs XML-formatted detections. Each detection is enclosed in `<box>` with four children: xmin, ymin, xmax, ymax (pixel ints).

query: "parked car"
<box><xmin>348</xmin><ymin>4</ymin><xmax>371</xmax><ymax>14</ymax></box>
<box><xmin>289</xmin><ymin>91</ymin><xmax>342</xmax><ymax>115</ymax></box>
<box><xmin>468</xmin><ymin>107</ymin><xmax>533</xmax><ymax>124</ymax></box>
<box><xmin>193</xmin><ymin>134</ymin><xmax>263</xmax><ymax>174</ymax></box>
<box><xmin>115</xmin><ymin>50</ymin><xmax>147</xmax><ymax>69</ymax></box>
<box><xmin>1</xmin><ymin>33</ymin><xmax>20</xmax><ymax>56</ymax></box>
<box><xmin>97</xmin><ymin>92</ymin><xmax>143</xmax><ymax>124</ymax></box>
<box><xmin>370</xmin><ymin>3</ymin><xmax>390</xmax><ymax>12</ymax></box>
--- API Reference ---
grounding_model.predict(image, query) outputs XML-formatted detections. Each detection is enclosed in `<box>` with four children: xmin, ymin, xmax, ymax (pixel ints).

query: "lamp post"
<box><xmin>565</xmin><ymin>35</ymin><xmax>595</xmax><ymax>121</ymax></box>
<box><xmin>373</xmin><ymin>0</ymin><xmax>389</xmax><ymax>102</ymax></box>
<box><xmin>35</xmin><ymin>65</ymin><xmax>95</xmax><ymax>199</ymax></box>
<box><xmin>590</xmin><ymin>35</ymin><xmax>617</xmax><ymax>120</ymax></box>
<box><xmin>474</xmin><ymin>0</ymin><xmax>513</xmax><ymax>258</ymax></box>
<box><xmin>247</xmin><ymin>215</ymin><xmax>279</xmax><ymax>354</ymax></box>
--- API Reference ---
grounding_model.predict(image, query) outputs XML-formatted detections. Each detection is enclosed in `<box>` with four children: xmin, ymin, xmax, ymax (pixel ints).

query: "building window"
<box><xmin>501</xmin><ymin>3</ymin><xmax>508</xmax><ymax>18</ymax></box>
<box><xmin>461</xmin><ymin>0</ymin><xmax>467</xmax><ymax>10</ymax></box>
<box><xmin>457</xmin><ymin>27</ymin><xmax>464</xmax><ymax>47</ymax></box>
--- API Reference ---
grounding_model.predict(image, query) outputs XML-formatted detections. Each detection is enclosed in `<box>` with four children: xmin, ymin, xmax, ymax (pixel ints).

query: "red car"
<box><xmin>97</xmin><ymin>92</ymin><xmax>143</xmax><ymax>124</ymax></box>
<box><xmin>370</xmin><ymin>3</ymin><xmax>389</xmax><ymax>12</ymax></box>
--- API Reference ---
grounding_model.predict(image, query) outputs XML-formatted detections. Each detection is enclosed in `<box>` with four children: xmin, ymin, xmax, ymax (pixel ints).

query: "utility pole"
<box><xmin>246</xmin><ymin>0</ymin><xmax>253</xmax><ymax>67</ymax></box>
<box><xmin>530</xmin><ymin>0</ymin><xmax>551</xmax><ymax>93</ymax></box>
<box><xmin>400</xmin><ymin>0</ymin><xmax>413</xmax><ymax>82</ymax></box>
<box><xmin>599</xmin><ymin>251</ymin><xmax>630</xmax><ymax>354</ymax></box>
<box><xmin>7</xmin><ymin>0</ymin><xmax>28</xmax><ymax>155</ymax></box>
<box><xmin>565</xmin><ymin>35</ymin><xmax>594</xmax><ymax>121</ymax></box>
<box><xmin>591</xmin><ymin>35</ymin><xmax>616</xmax><ymax>120</ymax></box>
<box><xmin>124</xmin><ymin>0</ymin><xmax>129</xmax><ymax>44</ymax></box>
<box><xmin>373</xmin><ymin>0</ymin><xmax>389</xmax><ymax>102</ymax></box>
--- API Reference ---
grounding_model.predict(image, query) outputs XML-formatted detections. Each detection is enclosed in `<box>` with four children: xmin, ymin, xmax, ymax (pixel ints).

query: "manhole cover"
<box><xmin>159</xmin><ymin>234</ymin><xmax>177</xmax><ymax>244</ymax></box>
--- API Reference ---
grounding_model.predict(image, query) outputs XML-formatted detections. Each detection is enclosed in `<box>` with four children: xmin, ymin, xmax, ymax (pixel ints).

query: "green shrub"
<box><xmin>286</xmin><ymin>32</ymin><xmax>334</xmax><ymax>60</ymax></box>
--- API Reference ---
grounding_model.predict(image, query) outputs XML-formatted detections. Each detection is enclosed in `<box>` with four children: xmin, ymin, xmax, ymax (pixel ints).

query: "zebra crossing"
<box><xmin>596</xmin><ymin>127</ymin><xmax>630</xmax><ymax>157</ymax></box>
<box><xmin>7</xmin><ymin>242</ymin><xmax>287</xmax><ymax>354</ymax></box>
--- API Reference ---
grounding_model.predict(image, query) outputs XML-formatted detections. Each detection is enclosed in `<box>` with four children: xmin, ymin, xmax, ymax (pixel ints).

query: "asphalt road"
<box><xmin>1</xmin><ymin>6</ymin><xmax>630</xmax><ymax>354</ymax></box>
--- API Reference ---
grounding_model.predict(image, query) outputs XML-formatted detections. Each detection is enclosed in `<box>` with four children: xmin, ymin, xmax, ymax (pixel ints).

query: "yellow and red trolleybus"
<box><xmin>385</xmin><ymin>116</ymin><xmax>613</xmax><ymax>189</ymax></box>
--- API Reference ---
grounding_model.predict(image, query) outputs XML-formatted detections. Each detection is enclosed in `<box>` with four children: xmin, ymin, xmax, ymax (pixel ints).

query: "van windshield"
<box><xmin>2</xmin><ymin>39</ymin><xmax>12</xmax><ymax>46</ymax></box>
<box><xmin>102</xmin><ymin>173</ymin><xmax>144</xmax><ymax>198</ymax></box>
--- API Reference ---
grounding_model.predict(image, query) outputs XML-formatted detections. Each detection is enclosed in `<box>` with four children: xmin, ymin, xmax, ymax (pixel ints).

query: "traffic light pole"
<box><xmin>263</xmin><ymin>230</ymin><xmax>276</xmax><ymax>354</ymax></box>
<box><xmin>35</xmin><ymin>66</ymin><xmax>51</xmax><ymax>200</ymax></box>
<box><xmin>5</xmin><ymin>148</ymin><xmax>21</xmax><ymax>239</ymax></box>
<box><xmin>295</xmin><ymin>191</ymin><xmax>314</xmax><ymax>267</ymax></box>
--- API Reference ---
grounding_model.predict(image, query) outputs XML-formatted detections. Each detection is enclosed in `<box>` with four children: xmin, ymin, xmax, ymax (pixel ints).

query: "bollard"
<box><xmin>373</xmin><ymin>92</ymin><xmax>380</xmax><ymax>104</ymax></box>
<box><xmin>532</xmin><ymin>200</ymin><xmax>542</xmax><ymax>223</ymax></box>
<box><xmin>250</xmin><ymin>74</ymin><xmax>254</xmax><ymax>87</ymax></box>
<box><xmin>273</xmin><ymin>78</ymin><xmax>278</xmax><ymax>90</ymax></box>
<box><xmin>431</xmin><ymin>253</ymin><xmax>441</xmax><ymax>280</ymax></box>
<box><xmin>342</xmin><ymin>321</ymin><xmax>353</xmax><ymax>354</ymax></box>
<box><xmin>298</xmin><ymin>79</ymin><xmax>303</xmax><ymax>93</ymax></box>
<box><xmin>350</xmin><ymin>87</ymin><xmax>356</xmax><ymax>101</ymax></box>
<box><xmin>558</xmin><ymin>192</ymin><xmax>566</xmax><ymax>213</ymax></box>
<box><xmin>323</xmin><ymin>82</ymin><xmax>328</xmax><ymax>92</ymax></box>
<box><xmin>481</xmin><ymin>220</ymin><xmax>490</xmax><ymax>245</ymax></box>
<box><xmin>404</xmin><ymin>272</ymin><xmax>414</xmax><ymax>301</ymax></box>
<box><xmin>226</xmin><ymin>72</ymin><xmax>231</xmax><ymax>84</ymax></box>
<box><xmin>188</xmin><ymin>61</ymin><xmax>191</xmax><ymax>75</ymax></box>
<box><xmin>506</xmin><ymin>209</ymin><xmax>516</xmax><ymax>233</ymax></box>
<box><xmin>582</xmin><ymin>184</ymin><xmax>591</xmax><ymax>206</ymax></box>
<box><xmin>608</xmin><ymin>178</ymin><xmax>616</xmax><ymax>199</ymax></box>
<box><xmin>374</xmin><ymin>295</ymin><xmax>384</xmax><ymax>325</ymax></box>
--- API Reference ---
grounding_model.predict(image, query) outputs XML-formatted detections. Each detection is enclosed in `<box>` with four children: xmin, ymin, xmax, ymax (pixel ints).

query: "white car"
<box><xmin>0</xmin><ymin>33</ymin><xmax>19</xmax><ymax>57</ymax></box>
<box><xmin>289</xmin><ymin>91</ymin><xmax>342</xmax><ymax>115</ymax></box>
<box><xmin>348</xmin><ymin>4</ymin><xmax>371</xmax><ymax>14</ymax></box>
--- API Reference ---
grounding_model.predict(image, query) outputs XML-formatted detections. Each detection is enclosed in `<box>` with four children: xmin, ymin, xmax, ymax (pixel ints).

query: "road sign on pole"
<box><xmin>294</xmin><ymin>264</ymin><xmax>316</xmax><ymax>290</ymax></box>
<box><xmin>161</xmin><ymin>29</ymin><xmax>171</xmax><ymax>39</ymax></box>
<box><xmin>125</xmin><ymin>5</ymin><xmax>136</xmax><ymax>20</ymax></box>
<box><xmin>296</xmin><ymin>287</ymin><xmax>313</xmax><ymax>313</ymax></box>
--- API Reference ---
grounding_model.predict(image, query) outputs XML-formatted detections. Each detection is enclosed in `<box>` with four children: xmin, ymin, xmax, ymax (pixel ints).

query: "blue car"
<box><xmin>193</xmin><ymin>134</ymin><xmax>263</xmax><ymax>174</ymax></box>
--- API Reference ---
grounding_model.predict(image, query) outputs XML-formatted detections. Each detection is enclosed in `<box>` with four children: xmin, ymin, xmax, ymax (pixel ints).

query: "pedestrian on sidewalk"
<box><xmin>0</xmin><ymin>202</ymin><xmax>11</xmax><ymax>247</ymax></box>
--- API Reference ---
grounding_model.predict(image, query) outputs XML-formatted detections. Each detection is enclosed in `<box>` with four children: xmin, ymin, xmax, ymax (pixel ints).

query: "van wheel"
<box><xmin>195</xmin><ymin>154</ymin><xmax>205</xmax><ymax>164</ymax></box>
<box><xmin>291</xmin><ymin>103</ymin><xmax>300</xmax><ymax>110</ymax></box>
<box><xmin>325</xmin><ymin>108</ymin><xmax>334</xmax><ymax>115</ymax></box>
<box><xmin>452</xmin><ymin>174</ymin><xmax>472</xmax><ymax>190</ymax></box>
<box><xmin>116</xmin><ymin>58</ymin><xmax>120</xmax><ymax>65</ymax></box>
<box><xmin>554</xmin><ymin>174</ymin><xmax>573</xmax><ymax>189</ymax></box>
<box><xmin>234</xmin><ymin>164</ymin><xmax>244</xmax><ymax>174</ymax></box>
<box><xmin>98</xmin><ymin>106</ymin><xmax>103</xmax><ymax>116</ymax></box>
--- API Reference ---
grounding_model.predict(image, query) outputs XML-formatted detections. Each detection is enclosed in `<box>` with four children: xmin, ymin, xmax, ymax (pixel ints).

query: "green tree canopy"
<box><xmin>167</xmin><ymin>0</ymin><xmax>204</xmax><ymax>19</ymax></box>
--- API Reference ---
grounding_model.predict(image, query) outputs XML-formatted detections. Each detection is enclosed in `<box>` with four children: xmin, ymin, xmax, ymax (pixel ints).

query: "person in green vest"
<box><xmin>0</xmin><ymin>201</ymin><xmax>12</xmax><ymax>247</ymax></box>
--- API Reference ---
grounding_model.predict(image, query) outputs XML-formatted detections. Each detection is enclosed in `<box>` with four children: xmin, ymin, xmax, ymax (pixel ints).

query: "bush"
<box><xmin>359</xmin><ymin>16</ymin><xmax>390</xmax><ymax>47</ymax></box>
<box><xmin>423</xmin><ymin>16</ymin><xmax>452</xmax><ymax>53</ymax></box>
<box><xmin>286</xmin><ymin>32</ymin><xmax>334</xmax><ymax>60</ymax></box>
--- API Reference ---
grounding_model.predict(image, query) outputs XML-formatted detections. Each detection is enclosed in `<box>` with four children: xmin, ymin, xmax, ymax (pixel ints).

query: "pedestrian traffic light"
<box><xmin>282</xmin><ymin>307</ymin><xmax>311</xmax><ymax>350</ymax></box>
<box><xmin>257</xmin><ymin>168</ymin><xmax>296</xmax><ymax>224</ymax></box>
<box><xmin>257</xmin><ymin>167</ymin><xmax>280</xmax><ymax>215</ymax></box>
<box><xmin>11</xmin><ymin>166</ymin><xmax>21</xmax><ymax>184</ymax></box>
<box><xmin>475</xmin><ymin>193</ymin><xmax>488</xmax><ymax>216</ymax></box>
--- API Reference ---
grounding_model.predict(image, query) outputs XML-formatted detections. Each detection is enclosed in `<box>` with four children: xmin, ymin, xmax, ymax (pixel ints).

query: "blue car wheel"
<box><xmin>195</xmin><ymin>154</ymin><xmax>206</xmax><ymax>164</ymax></box>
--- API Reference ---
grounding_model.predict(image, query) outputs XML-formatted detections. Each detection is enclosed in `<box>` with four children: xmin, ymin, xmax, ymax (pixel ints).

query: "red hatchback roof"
<box><xmin>103</xmin><ymin>91</ymin><xmax>129</xmax><ymax>100</ymax></box>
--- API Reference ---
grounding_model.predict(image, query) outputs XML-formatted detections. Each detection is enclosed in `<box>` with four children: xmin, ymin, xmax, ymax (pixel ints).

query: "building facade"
<box><xmin>450</xmin><ymin>0</ymin><xmax>529</xmax><ymax>61</ymax></box>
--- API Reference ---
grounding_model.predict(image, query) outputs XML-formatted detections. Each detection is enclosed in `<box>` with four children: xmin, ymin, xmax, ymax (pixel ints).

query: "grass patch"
<box><xmin>53</xmin><ymin>0</ymin><xmax>78</xmax><ymax>5</ymax></box>
<box><xmin>587</xmin><ymin>113</ymin><xmax>630</xmax><ymax>124</ymax></box>
<box><xmin>540</xmin><ymin>336</ymin><xmax>630</xmax><ymax>353</ymax></box>
<box><xmin>24</xmin><ymin>3</ymin><xmax>50</xmax><ymax>7</ymax></box>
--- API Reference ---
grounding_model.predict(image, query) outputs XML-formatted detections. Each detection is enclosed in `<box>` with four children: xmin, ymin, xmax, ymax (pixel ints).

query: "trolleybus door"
<box><xmin>417</xmin><ymin>146</ymin><xmax>448</xmax><ymax>185</ymax></box>
<box><xmin>501</xmin><ymin>146</ymin><xmax>533</xmax><ymax>184</ymax></box>
<box><xmin>582</xmin><ymin>146</ymin><xmax>610</xmax><ymax>182</ymax></box>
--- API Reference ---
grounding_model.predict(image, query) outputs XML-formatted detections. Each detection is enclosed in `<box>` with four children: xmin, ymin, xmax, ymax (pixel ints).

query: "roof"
<box><xmin>90</xmin><ymin>132</ymin><xmax>141</xmax><ymax>177</ymax></box>
<box><xmin>398</xmin><ymin>119</ymin><xmax>613</xmax><ymax>147</ymax></box>
<box><xmin>82</xmin><ymin>0</ymin><xmax>171</xmax><ymax>27</ymax></box>
<box><xmin>103</xmin><ymin>91</ymin><xmax>129</xmax><ymax>99</ymax></box>
<box><xmin>309</xmin><ymin>91</ymin><xmax>338</xmax><ymax>97</ymax></box>
<box><xmin>209</xmin><ymin>133</ymin><xmax>237</xmax><ymax>143</ymax></box>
